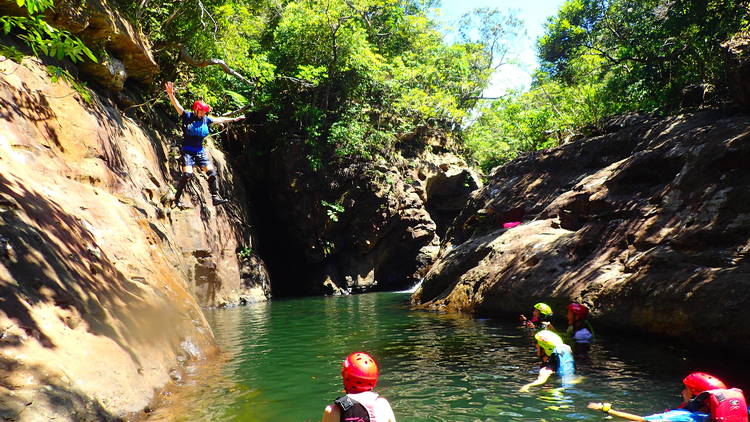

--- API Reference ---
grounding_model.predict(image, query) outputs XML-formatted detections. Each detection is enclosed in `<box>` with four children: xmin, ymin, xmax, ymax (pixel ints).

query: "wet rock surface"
<box><xmin>413</xmin><ymin>110</ymin><xmax>750</xmax><ymax>353</ymax></box>
<box><xmin>0</xmin><ymin>57</ymin><xmax>268</xmax><ymax>421</ymax></box>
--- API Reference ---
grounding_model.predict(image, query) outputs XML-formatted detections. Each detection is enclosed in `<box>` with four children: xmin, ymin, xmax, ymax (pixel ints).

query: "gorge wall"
<box><xmin>412</xmin><ymin>110</ymin><xmax>750</xmax><ymax>353</ymax></box>
<box><xmin>0</xmin><ymin>57</ymin><xmax>269</xmax><ymax>421</ymax></box>
<box><xmin>245</xmin><ymin>129</ymin><xmax>481</xmax><ymax>296</ymax></box>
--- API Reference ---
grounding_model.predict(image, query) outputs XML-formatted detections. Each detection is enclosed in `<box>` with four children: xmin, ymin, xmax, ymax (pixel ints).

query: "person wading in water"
<box><xmin>588</xmin><ymin>372</ymin><xmax>748</xmax><ymax>421</ymax></box>
<box><xmin>519</xmin><ymin>302</ymin><xmax>555</xmax><ymax>331</ymax></box>
<box><xmin>165</xmin><ymin>81</ymin><xmax>245</xmax><ymax>208</ymax></box>
<box><xmin>520</xmin><ymin>329</ymin><xmax>575</xmax><ymax>392</ymax></box>
<box><xmin>322</xmin><ymin>352</ymin><xmax>397</xmax><ymax>422</ymax></box>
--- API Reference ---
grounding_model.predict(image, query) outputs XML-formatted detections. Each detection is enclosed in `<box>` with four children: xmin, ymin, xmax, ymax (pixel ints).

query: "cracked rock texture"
<box><xmin>0</xmin><ymin>57</ymin><xmax>269</xmax><ymax>421</ymax></box>
<box><xmin>413</xmin><ymin>111</ymin><xmax>750</xmax><ymax>353</ymax></box>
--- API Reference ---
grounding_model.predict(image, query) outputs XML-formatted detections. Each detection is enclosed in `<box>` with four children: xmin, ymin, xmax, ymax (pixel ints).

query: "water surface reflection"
<box><xmin>144</xmin><ymin>293</ymin><xmax>748</xmax><ymax>421</ymax></box>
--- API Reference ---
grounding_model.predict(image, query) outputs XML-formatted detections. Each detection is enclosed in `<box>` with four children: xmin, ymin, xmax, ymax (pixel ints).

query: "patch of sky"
<box><xmin>429</xmin><ymin>0</ymin><xmax>567</xmax><ymax>97</ymax></box>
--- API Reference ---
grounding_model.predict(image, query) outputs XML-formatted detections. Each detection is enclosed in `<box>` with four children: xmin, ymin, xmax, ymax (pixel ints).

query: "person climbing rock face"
<box><xmin>322</xmin><ymin>352</ymin><xmax>397</xmax><ymax>422</ymax></box>
<box><xmin>587</xmin><ymin>372</ymin><xmax>749</xmax><ymax>421</ymax></box>
<box><xmin>164</xmin><ymin>81</ymin><xmax>245</xmax><ymax>208</ymax></box>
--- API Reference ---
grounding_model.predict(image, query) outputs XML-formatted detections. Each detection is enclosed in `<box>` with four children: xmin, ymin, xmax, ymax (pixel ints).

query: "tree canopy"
<box><xmin>109</xmin><ymin>0</ymin><xmax>519</xmax><ymax>167</ymax></box>
<box><xmin>465</xmin><ymin>0</ymin><xmax>750</xmax><ymax>173</ymax></box>
<box><xmin>5</xmin><ymin>0</ymin><xmax>749</xmax><ymax>174</ymax></box>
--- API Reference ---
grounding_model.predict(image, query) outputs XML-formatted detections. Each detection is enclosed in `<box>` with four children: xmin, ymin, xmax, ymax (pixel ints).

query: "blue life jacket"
<box><xmin>180</xmin><ymin>111</ymin><xmax>213</xmax><ymax>152</ymax></box>
<box><xmin>550</xmin><ymin>345</ymin><xmax>575</xmax><ymax>385</ymax></box>
<box><xmin>644</xmin><ymin>409</ymin><xmax>708</xmax><ymax>421</ymax></box>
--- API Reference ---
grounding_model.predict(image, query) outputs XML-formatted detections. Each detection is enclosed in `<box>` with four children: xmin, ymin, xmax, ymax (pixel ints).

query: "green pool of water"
<box><xmin>145</xmin><ymin>292</ymin><xmax>746</xmax><ymax>421</ymax></box>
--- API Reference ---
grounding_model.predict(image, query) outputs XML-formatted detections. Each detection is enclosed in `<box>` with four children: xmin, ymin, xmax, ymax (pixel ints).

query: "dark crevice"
<box><xmin>253</xmin><ymin>192</ymin><xmax>321</xmax><ymax>297</ymax></box>
<box><xmin>232</xmin><ymin>123</ymin><xmax>321</xmax><ymax>298</ymax></box>
<box><xmin>607</xmin><ymin>155</ymin><xmax>684</xmax><ymax>196</ymax></box>
<box><xmin>424</xmin><ymin>170</ymin><xmax>478</xmax><ymax>238</ymax></box>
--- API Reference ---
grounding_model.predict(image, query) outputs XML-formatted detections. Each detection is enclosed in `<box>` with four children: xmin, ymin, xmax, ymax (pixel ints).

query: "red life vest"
<box><xmin>706</xmin><ymin>388</ymin><xmax>748</xmax><ymax>422</ymax></box>
<box><xmin>334</xmin><ymin>391</ymin><xmax>379</xmax><ymax>422</ymax></box>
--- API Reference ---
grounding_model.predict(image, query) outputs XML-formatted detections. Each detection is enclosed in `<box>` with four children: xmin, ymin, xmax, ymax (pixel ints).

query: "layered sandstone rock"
<box><xmin>413</xmin><ymin>111</ymin><xmax>750</xmax><ymax>353</ymax></box>
<box><xmin>0</xmin><ymin>0</ymin><xmax>159</xmax><ymax>90</ymax></box>
<box><xmin>0</xmin><ymin>57</ymin><xmax>268</xmax><ymax>421</ymax></box>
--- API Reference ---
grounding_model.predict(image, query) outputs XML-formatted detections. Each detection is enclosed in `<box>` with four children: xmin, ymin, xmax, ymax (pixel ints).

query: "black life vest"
<box><xmin>334</xmin><ymin>392</ymin><xmax>378</xmax><ymax>422</ymax></box>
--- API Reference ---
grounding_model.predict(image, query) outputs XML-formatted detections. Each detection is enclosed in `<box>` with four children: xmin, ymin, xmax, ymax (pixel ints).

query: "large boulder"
<box><xmin>0</xmin><ymin>57</ymin><xmax>267</xmax><ymax>421</ymax></box>
<box><xmin>413</xmin><ymin>110</ymin><xmax>750</xmax><ymax>353</ymax></box>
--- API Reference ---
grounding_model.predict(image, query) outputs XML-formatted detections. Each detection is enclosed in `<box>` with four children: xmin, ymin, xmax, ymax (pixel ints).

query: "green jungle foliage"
<box><xmin>1</xmin><ymin>0</ymin><xmax>97</xmax><ymax>63</ymax></box>
<box><xmin>113</xmin><ymin>0</ymin><xmax>520</xmax><ymax>167</ymax></box>
<box><xmin>465</xmin><ymin>0</ymin><xmax>750</xmax><ymax>172</ymax></box>
<box><xmin>4</xmin><ymin>0</ymin><xmax>749</xmax><ymax>174</ymax></box>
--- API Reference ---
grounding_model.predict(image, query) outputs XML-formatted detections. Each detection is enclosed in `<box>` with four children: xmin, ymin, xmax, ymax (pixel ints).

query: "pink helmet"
<box><xmin>682</xmin><ymin>372</ymin><xmax>727</xmax><ymax>396</ymax></box>
<box><xmin>342</xmin><ymin>352</ymin><xmax>379</xmax><ymax>393</ymax></box>
<box><xmin>192</xmin><ymin>100</ymin><xmax>211</xmax><ymax>113</ymax></box>
<box><xmin>567</xmin><ymin>303</ymin><xmax>589</xmax><ymax>320</ymax></box>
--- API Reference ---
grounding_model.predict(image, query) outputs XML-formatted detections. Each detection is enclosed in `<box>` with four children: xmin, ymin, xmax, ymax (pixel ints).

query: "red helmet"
<box><xmin>191</xmin><ymin>100</ymin><xmax>211</xmax><ymax>113</ymax></box>
<box><xmin>567</xmin><ymin>303</ymin><xmax>589</xmax><ymax>320</ymax></box>
<box><xmin>682</xmin><ymin>372</ymin><xmax>727</xmax><ymax>396</ymax></box>
<box><xmin>342</xmin><ymin>352</ymin><xmax>379</xmax><ymax>393</ymax></box>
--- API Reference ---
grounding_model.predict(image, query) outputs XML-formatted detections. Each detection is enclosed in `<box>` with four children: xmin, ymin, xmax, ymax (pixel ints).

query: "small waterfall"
<box><xmin>396</xmin><ymin>278</ymin><xmax>423</xmax><ymax>294</ymax></box>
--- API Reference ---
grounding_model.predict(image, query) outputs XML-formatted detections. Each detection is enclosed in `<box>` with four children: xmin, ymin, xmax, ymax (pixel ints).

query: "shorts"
<box><xmin>181</xmin><ymin>149</ymin><xmax>211</xmax><ymax>168</ymax></box>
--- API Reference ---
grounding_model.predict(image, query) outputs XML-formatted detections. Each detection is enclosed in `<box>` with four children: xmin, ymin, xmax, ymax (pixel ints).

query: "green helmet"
<box><xmin>535</xmin><ymin>330</ymin><xmax>564</xmax><ymax>355</ymax></box>
<box><xmin>534</xmin><ymin>303</ymin><xmax>553</xmax><ymax>317</ymax></box>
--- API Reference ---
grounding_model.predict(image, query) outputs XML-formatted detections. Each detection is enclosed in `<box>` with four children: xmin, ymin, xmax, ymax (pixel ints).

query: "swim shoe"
<box><xmin>212</xmin><ymin>195</ymin><xmax>229</xmax><ymax>206</ymax></box>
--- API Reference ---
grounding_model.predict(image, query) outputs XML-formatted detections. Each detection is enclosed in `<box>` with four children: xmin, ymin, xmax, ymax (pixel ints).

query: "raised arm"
<box><xmin>210</xmin><ymin>115</ymin><xmax>246</xmax><ymax>125</ymax></box>
<box><xmin>165</xmin><ymin>81</ymin><xmax>184</xmax><ymax>116</ymax></box>
<box><xmin>587</xmin><ymin>402</ymin><xmax>647</xmax><ymax>421</ymax></box>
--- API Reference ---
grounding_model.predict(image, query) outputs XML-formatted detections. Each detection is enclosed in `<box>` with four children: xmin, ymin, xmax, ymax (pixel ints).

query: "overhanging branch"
<box><xmin>179</xmin><ymin>45</ymin><xmax>255</xmax><ymax>87</ymax></box>
<box><xmin>177</xmin><ymin>45</ymin><xmax>315</xmax><ymax>93</ymax></box>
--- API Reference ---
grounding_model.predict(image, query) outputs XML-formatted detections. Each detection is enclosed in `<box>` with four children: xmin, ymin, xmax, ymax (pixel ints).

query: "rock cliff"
<box><xmin>413</xmin><ymin>110</ymin><xmax>750</xmax><ymax>353</ymax></box>
<box><xmin>0</xmin><ymin>0</ymin><xmax>159</xmax><ymax>91</ymax></box>
<box><xmin>246</xmin><ymin>130</ymin><xmax>480</xmax><ymax>296</ymax></box>
<box><xmin>0</xmin><ymin>57</ymin><xmax>269</xmax><ymax>421</ymax></box>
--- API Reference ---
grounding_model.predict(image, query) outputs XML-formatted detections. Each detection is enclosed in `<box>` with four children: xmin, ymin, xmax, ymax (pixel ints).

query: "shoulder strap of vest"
<box><xmin>704</xmin><ymin>388</ymin><xmax>749</xmax><ymax>422</ymax></box>
<box><xmin>342</xmin><ymin>392</ymin><xmax>380</xmax><ymax>422</ymax></box>
<box><xmin>334</xmin><ymin>395</ymin><xmax>355</xmax><ymax>412</ymax></box>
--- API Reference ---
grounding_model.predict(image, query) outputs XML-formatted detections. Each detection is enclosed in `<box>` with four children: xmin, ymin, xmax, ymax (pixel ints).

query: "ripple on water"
<box><xmin>145</xmin><ymin>293</ymin><xmax>750</xmax><ymax>421</ymax></box>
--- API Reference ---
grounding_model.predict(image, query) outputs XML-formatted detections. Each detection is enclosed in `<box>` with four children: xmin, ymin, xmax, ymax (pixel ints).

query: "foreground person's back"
<box><xmin>322</xmin><ymin>352</ymin><xmax>397</xmax><ymax>422</ymax></box>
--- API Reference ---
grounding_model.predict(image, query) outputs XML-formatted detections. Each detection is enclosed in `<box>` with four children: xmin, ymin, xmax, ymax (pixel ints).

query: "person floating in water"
<box><xmin>519</xmin><ymin>302</ymin><xmax>555</xmax><ymax>331</ymax></box>
<box><xmin>520</xmin><ymin>329</ymin><xmax>575</xmax><ymax>392</ymax></box>
<box><xmin>164</xmin><ymin>81</ymin><xmax>245</xmax><ymax>208</ymax></box>
<box><xmin>322</xmin><ymin>352</ymin><xmax>397</xmax><ymax>422</ymax></box>
<box><xmin>588</xmin><ymin>372</ymin><xmax>748</xmax><ymax>421</ymax></box>
<box><xmin>566</xmin><ymin>303</ymin><xmax>594</xmax><ymax>357</ymax></box>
